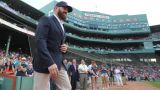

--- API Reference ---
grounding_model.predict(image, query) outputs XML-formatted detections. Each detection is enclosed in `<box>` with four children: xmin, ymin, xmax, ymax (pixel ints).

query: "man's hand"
<box><xmin>48</xmin><ymin>64</ymin><xmax>59</xmax><ymax>81</ymax></box>
<box><xmin>60</xmin><ymin>44</ymin><xmax>68</xmax><ymax>53</ymax></box>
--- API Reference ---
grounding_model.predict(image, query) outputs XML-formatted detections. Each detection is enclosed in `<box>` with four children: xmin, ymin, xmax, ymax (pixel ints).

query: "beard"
<box><xmin>57</xmin><ymin>9</ymin><xmax>67</xmax><ymax>21</ymax></box>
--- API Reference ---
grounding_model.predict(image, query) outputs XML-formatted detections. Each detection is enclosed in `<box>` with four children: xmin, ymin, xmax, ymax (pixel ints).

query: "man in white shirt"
<box><xmin>114</xmin><ymin>67</ymin><xmax>123</xmax><ymax>86</ymax></box>
<box><xmin>78</xmin><ymin>60</ymin><xmax>88</xmax><ymax>90</ymax></box>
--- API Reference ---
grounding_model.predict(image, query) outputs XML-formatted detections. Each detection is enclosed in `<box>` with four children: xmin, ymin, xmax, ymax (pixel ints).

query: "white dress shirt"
<box><xmin>54</xmin><ymin>14</ymin><xmax>65</xmax><ymax>33</ymax></box>
<box><xmin>78</xmin><ymin>64</ymin><xmax>88</xmax><ymax>73</ymax></box>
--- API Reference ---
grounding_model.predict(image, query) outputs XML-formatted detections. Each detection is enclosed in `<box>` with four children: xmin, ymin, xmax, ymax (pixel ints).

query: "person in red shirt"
<box><xmin>4</xmin><ymin>60</ymin><xmax>15</xmax><ymax>75</ymax></box>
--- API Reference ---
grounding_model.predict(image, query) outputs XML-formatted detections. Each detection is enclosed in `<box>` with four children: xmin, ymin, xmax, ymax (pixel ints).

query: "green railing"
<box><xmin>0</xmin><ymin>3</ymin><xmax>38</xmax><ymax>25</ymax></box>
<box><xmin>0</xmin><ymin>74</ymin><xmax>33</xmax><ymax>90</ymax></box>
<box><xmin>69</xmin><ymin>46</ymin><xmax>155</xmax><ymax>54</ymax></box>
<box><xmin>65</xmin><ymin>22</ymin><xmax>151</xmax><ymax>35</ymax></box>
<box><xmin>66</xmin><ymin>33</ymin><xmax>152</xmax><ymax>43</ymax></box>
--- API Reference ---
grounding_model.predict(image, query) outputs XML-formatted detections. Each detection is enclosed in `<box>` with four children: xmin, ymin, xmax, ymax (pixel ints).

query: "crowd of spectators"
<box><xmin>144</xmin><ymin>32</ymin><xmax>160</xmax><ymax>40</ymax></box>
<box><xmin>110</xmin><ymin>63</ymin><xmax>160</xmax><ymax>82</ymax></box>
<box><xmin>0</xmin><ymin>49</ymin><xmax>33</xmax><ymax>77</ymax></box>
<box><xmin>0</xmin><ymin>47</ymin><xmax>160</xmax><ymax>90</ymax></box>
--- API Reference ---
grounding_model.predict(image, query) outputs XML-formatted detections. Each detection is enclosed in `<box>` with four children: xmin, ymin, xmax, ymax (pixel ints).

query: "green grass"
<box><xmin>149</xmin><ymin>82</ymin><xmax>160</xmax><ymax>88</ymax></box>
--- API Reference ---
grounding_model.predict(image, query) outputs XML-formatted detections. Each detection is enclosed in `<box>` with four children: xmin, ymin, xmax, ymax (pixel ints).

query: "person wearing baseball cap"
<box><xmin>33</xmin><ymin>1</ymin><xmax>73</xmax><ymax>90</ymax></box>
<box><xmin>55</xmin><ymin>1</ymin><xmax>73</xmax><ymax>12</ymax></box>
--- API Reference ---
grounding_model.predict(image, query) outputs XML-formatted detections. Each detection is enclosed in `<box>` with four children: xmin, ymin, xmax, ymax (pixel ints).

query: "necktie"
<box><xmin>74</xmin><ymin>65</ymin><xmax>76</xmax><ymax>70</ymax></box>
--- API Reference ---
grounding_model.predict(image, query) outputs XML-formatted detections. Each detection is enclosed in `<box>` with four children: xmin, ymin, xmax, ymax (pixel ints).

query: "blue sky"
<box><xmin>22</xmin><ymin>0</ymin><xmax>160</xmax><ymax>26</ymax></box>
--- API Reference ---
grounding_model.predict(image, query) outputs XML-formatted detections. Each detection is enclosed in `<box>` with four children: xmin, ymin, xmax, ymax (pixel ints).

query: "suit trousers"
<box><xmin>33</xmin><ymin>71</ymin><xmax>50</xmax><ymax>90</ymax></box>
<box><xmin>71</xmin><ymin>75</ymin><xmax>77</xmax><ymax>90</ymax></box>
<box><xmin>55</xmin><ymin>66</ymin><xmax>71</xmax><ymax>90</ymax></box>
<box><xmin>33</xmin><ymin>66</ymin><xmax>71</xmax><ymax>90</ymax></box>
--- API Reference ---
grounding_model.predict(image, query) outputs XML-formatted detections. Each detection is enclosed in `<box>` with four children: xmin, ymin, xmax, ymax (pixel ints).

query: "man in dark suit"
<box><xmin>68</xmin><ymin>59</ymin><xmax>79</xmax><ymax>90</ymax></box>
<box><xmin>33</xmin><ymin>1</ymin><xmax>73</xmax><ymax>90</ymax></box>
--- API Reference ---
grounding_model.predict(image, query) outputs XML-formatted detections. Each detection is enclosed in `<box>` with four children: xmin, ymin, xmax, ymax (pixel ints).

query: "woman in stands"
<box><xmin>4</xmin><ymin>59</ymin><xmax>15</xmax><ymax>75</ymax></box>
<box><xmin>0</xmin><ymin>59</ymin><xmax>5</xmax><ymax>73</ymax></box>
<box><xmin>100</xmin><ymin>63</ymin><xmax>109</xmax><ymax>90</ymax></box>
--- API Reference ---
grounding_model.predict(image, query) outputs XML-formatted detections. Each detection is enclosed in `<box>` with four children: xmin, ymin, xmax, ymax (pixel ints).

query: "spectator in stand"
<box><xmin>15</xmin><ymin>62</ymin><xmax>27</xmax><ymax>76</ymax></box>
<box><xmin>26</xmin><ymin>63</ymin><xmax>33</xmax><ymax>77</ymax></box>
<box><xmin>4</xmin><ymin>60</ymin><xmax>15</xmax><ymax>75</ymax></box>
<box><xmin>13</xmin><ymin>57</ymin><xmax>20</xmax><ymax>68</ymax></box>
<box><xmin>0</xmin><ymin>59</ymin><xmax>5</xmax><ymax>73</ymax></box>
<box><xmin>21</xmin><ymin>57</ymin><xmax>28</xmax><ymax>68</ymax></box>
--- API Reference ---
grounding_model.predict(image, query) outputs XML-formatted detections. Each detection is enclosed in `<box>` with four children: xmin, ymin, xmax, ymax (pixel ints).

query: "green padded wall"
<box><xmin>1</xmin><ymin>77</ymin><xmax>12</xmax><ymax>90</ymax></box>
<box><xmin>20</xmin><ymin>77</ymin><xmax>33</xmax><ymax>90</ymax></box>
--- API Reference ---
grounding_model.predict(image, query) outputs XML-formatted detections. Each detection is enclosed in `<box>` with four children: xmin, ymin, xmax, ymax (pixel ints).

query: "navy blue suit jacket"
<box><xmin>68</xmin><ymin>64</ymin><xmax>79</xmax><ymax>81</ymax></box>
<box><xmin>33</xmin><ymin>15</ymin><xmax>65</xmax><ymax>73</ymax></box>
